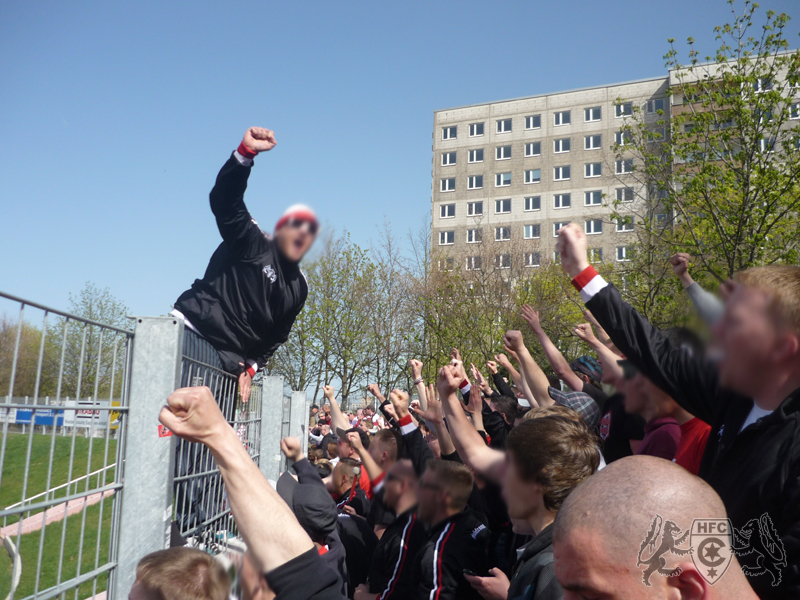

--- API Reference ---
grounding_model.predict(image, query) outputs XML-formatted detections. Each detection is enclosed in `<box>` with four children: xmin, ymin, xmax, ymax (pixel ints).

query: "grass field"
<box><xmin>2</xmin><ymin>433</ymin><xmax>117</xmax><ymax>522</ymax></box>
<box><xmin>1</xmin><ymin>433</ymin><xmax>117</xmax><ymax>599</ymax></box>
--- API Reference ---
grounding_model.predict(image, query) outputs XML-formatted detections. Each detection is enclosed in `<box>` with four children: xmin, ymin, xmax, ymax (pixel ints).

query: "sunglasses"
<box><xmin>286</xmin><ymin>217</ymin><xmax>319</xmax><ymax>236</ymax></box>
<box><xmin>617</xmin><ymin>359</ymin><xmax>639</xmax><ymax>381</ymax></box>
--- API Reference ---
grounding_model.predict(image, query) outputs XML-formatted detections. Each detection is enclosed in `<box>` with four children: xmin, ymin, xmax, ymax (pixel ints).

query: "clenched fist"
<box><xmin>242</xmin><ymin>127</ymin><xmax>277</xmax><ymax>153</ymax></box>
<box><xmin>555</xmin><ymin>223</ymin><xmax>589</xmax><ymax>278</ymax></box>
<box><xmin>159</xmin><ymin>386</ymin><xmax>228</xmax><ymax>446</ymax></box>
<box><xmin>502</xmin><ymin>330</ymin><xmax>525</xmax><ymax>353</ymax></box>
<box><xmin>280</xmin><ymin>436</ymin><xmax>303</xmax><ymax>463</ymax></box>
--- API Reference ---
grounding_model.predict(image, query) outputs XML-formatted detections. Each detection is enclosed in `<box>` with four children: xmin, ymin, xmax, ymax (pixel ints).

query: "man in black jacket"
<box><xmin>173</xmin><ymin>126</ymin><xmax>317</xmax><ymax>405</ymax></box>
<box><xmin>557</xmin><ymin>222</ymin><xmax>800</xmax><ymax>598</ymax></box>
<box><xmin>414</xmin><ymin>459</ymin><xmax>491</xmax><ymax>600</ymax></box>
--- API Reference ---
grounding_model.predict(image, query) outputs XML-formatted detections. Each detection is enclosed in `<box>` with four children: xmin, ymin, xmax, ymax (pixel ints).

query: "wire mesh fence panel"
<box><xmin>0</xmin><ymin>291</ymin><xmax>132</xmax><ymax>600</ymax></box>
<box><xmin>174</xmin><ymin>349</ymin><xmax>262</xmax><ymax>555</ymax></box>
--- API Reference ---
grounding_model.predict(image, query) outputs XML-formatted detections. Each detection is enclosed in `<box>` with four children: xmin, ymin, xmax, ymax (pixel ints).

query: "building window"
<box><xmin>439</xmin><ymin>230</ymin><xmax>454</xmax><ymax>245</ymax></box>
<box><xmin>584</xmin><ymin>162</ymin><xmax>602</xmax><ymax>178</ymax></box>
<box><xmin>791</xmin><ymin>103</ymin><xmax>800</xmax><ymax>119</ymax></box>
<box><xmin>525</xmin><ymin>196</ymin><xmax>541</xmax><ymax>211</ymax></box>
<box><xmin>469</xmin><ymin>122</ymin><xmax>484</xmax><ymax>137</ymax></box>
<box><xmin>554</xmin><ymin>250</ymin><xmax>561</xmax><ymax>262</ymax></box>
<box><xmin>759</xmin><ymin>137</ymin><xmax>776</xmax><ymax>153</ymax></box>
<box><xmin>496</xmin><ymin>145</ymin><xmax>512</xmax><ymax>160</ymax></box>
<box><xmin>496</xmin><ymin>254</ymin><xmax>511</xmax><ymax>269</ymax></box>
<box><xmin>496</xmin><ymin>172</ymin><xmax>511</xmax><ymax>187</ymax></box>
<box><xmin>646</xmin><ymin>98</ymin><xmax>665</xmax><ymax>113</ymax></box>
<box><xmin>467</xmin><ymin>228</ymin><xmax>482</xmax><ymax>243</ymax></box>
<box><xmin>585</xmin><ymin>219</ymin><xmax>603</xmax><ymax>235</ymax></box>
<box><xmin>585</xmin><ymin>106</ymin><xmax>602</xmax><ymax>122</ymax></box>
<box><xmin>585</xmin><ymin>190</ymin><xmax>602</xmax><ymax>206</ymax></box>
<box><xmin>615</xmin><ymin>130</ymin><xmax>631</xmax><ymax>145</ymax></box>
<box><xmin>467</xmin><ymin>201</ymin><xmax>483</xmax><ymax>216</ymax></box>
<box><xmin>554</xmin><ymin>165</ymin><xmax>571</xmax><ymax>181</ymax></box>
<box><xmin>497</xmin><ymin>118</ymin><xmax>512</xmax><ymax>133</ymax></box>
<box><xmin>753</xmin><ymin>78</ymin><xmax>773</xmax><ymax>92</ymax></box>
<box><xmin>553</xmin><ymin>221</ymin><xmax>570</xmax><ymax>236</ymax></box>
<box><xmin>525</xmin><ymin>169</ymin><xmax>541</xmax><ymax>184</ymax></box>
<box><xmin>442</xmin><ymin>126</ymin><xmax>457</xmax><ymax>140</ymax></box>
<box><xmin>440</xmin><ymin>203</ymin><xmax>455</xmax><ymax>218</ymax></box>
<box><xmin>525</xmin><ymin>115</ymin><xmax>541</xmax><ymax>129</ymax></box>
<box><xmin>440</xmin><ymin>178</ymin><xmax>456</xmax><ymax>192</ymax></box>
<box><xmin>554</xmin><ymin>138</ymin><xmax>571</xmax><ymax>153</ymax></box>
<box><xmin>554</xmin><ymin>110</ymin><xmax>571</xmax><ymax>126</ymax></box>
<box><xmin>495</xmin><ymin>199</ymin><xmax>511</xmax><ymax>214</ymax></box>
<box><xmin>616</xmin><ymin>216</ymin><xmax>634</xmax><ymax>232</ymax></box>
<box><xmin>495</xmin><ymin>227</ymin><xmax>511</xmax><ymax>241</ymax></box>
<box><xmin>588</xmin><ymin>248</ymin><xmax>604</xmax><ymax>263</ymax></box>
<box><xmin>439</xmin><ymin>257</ymin><xmax>455</xmax><ymax>271</ymax></box>
<box><xmin>441</xmin><ymin>151</ymin><xmax>456</xmax><ymax>166</ymax></box>
<box><xmin>584</xmin><ymin>134</ymin><xmax>602</xmax><ymax>150</ymax></box>
<box><xmin>467</xmin><ymin>175</ymin><xmax>484</xmax><ymax>190</ymax></box>
<box><xmin>554</xmin><ymin>193</ymin><xmax>571</xmax><ymax>209</ymax></box>
<box><xmin>615</xmin><ymin>159</ymin><xmax>634</xmax><ymax>174</ymax></box>
<box><xmin>525</xmin><ymin>252</ymin><xmax>541</xmax><ymax>267</ymax></box>
<box><xmin>615</xmin><ymin>102</ymin><xmax>633</xmax><ymax>118</ymax></box>
<box><xmin>468</xmin><ymin>149</ymin><xmax>484</xmax><ymax>163</ymax></box>
<box><xmin>524</xmin><ymin>224</ymin><xmax>541</xmax><ymax>239</ymax></box>
<box><xmin>525</xmin><ymin>142</ymin><xmax>541</xmax><ymax>157</ymax></box>
<box><xmin>616</xmin><ymin>187</ymin><xmax>634</xmax><ymax>202</ymax></box>
<box><xmin>616</xmin><ymin>246</ymin><xmax>631</xmax><ymax>262</ymax></box>
<box><xmin>466</xmin><ymin>256</ymin><xmax>482</xmax><ymax>271</ymax></box>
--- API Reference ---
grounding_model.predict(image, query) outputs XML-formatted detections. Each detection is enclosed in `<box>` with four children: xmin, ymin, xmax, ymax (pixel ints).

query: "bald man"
<box><xmin>552</xmin><ymin>456</ymin><xmax>758</xmax><ymax>599</ymax></box>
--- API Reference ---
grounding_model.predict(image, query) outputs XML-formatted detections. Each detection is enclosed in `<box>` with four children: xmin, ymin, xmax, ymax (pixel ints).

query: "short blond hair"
<box><xmin>522</xmin><ymin>404</ymin><xmax>583</xmax><ymax>422</ymax></box>
<box><xmin>135</xmin><ymin>547</ymin><xmax>229</xmax><ymax>600</ymax></box>
<box><xmin>736</xmin><ymin>265</ymin><xmax>800</xmax><ymax>332</ymax></box>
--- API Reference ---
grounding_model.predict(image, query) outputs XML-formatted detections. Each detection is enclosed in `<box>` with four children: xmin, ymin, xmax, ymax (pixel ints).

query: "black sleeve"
<box><xmin>209</xmin><ymin>153</ymin><xmax>267</xmax><ymax>259</ymax></box>
<box><xmin>402</xmin><ymin>426</ymin><xmax>435</xmax><ymax>477</ymax></box>
<box><xmin>255</xmin><ymin>301</ymin><xmax>305</xmax><ymax>369</ymax></box>
<box><xmin>492</xmin><ymin>373</ymin><xmax>516</xmax><ymax>399</ymax></box>
<box><xmin>586</xmin><ymin>283</ymin><xmax>728</xmax><ymax>425</ymax></box>
<box><xmin>482</xmin><ymin>403</ymin><xmax>509</xmax><ymax>447</ymax></box>
<box><xmin>441</xmin><ymin>450</ymin><xmax>463</xmax><ymax>464</ymax></box>
<box><xmin>265</xmin><ymin>548</ymin><xmax>346</xmax><ymax>600</ymax></box>
<box><xmin>293</xmin><ymin>458</ymin><xmax>327</xmax><ymax>489</ymax></box>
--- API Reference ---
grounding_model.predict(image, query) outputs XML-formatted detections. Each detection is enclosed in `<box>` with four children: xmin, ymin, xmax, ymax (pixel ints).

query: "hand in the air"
<box><xmin>573</xmin><ymin>323</ymin><xmax>597</xmax><ymax>344</ymax></box>
<box><xmin>521</xmin><ymin>305</ymin><xmax>543</xmax><ymax>334</ymax></box>
<box><xmin>280</xmin><ymin>436</ymin><xmax>304</xmax><ymax>463</ymax></box>
<box><xmin>669</xmin><ymin>253</ymin><xmax>691</xmax><ymax>277</ymax></box>
<box><xmin>502</xmin><ymin>330</ymin><xmax>525</xmax><ymax>353</ymax></box>
<box><xmin>323</xmin><ymin>385</ymin><xmax>336</xmax><ymax>401</ymax></box>
<box><xmin>555</xmin><ymin>222</ymin><xmax>590</xmax><ymax>278</ymax></box>
<box><xmin>409</xmin><ymin>359</ymin><xmax>424</xmax><ymax>380</ymax></box>
<box><xmin>389</xmin><ymin>389</ymin><xmax>410</xmax><ymax>418</ymax></box>
<box><xmin>159</xmin><ymin>386</ymin><xmax>228</xmax><ymax>446</ymax></box>
<box><xmin>242</xmin><ymin>127</ymin><xmax>277</xmax><ymax>153</ymax></box>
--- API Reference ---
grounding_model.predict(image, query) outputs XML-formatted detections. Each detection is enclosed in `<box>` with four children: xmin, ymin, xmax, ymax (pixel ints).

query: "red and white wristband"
<box><xmin>244</xmin><ymin>359</ymin><xmax>258</xmax><ymax>378</ymax></box>
<box><xmin>570</xmin><ymin>266</ymin><xmax>609</xmax><ymax>303</ymax></box>
<box><xmin>398</xmin><ymin>414</ymin><xmax>417</xmax><ymax>435</ymax></box>
<box><xmin>459</xmin><ymin>379</ymin><xmax>471</xmax><ymax>395</ymax></box>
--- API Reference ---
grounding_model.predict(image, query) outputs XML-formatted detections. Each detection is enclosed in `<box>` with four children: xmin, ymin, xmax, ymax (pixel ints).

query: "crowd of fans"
<box><xmin>134</xmin><ymin>223</ymin><xmax>800</xmax><ymax>600</ymax></box>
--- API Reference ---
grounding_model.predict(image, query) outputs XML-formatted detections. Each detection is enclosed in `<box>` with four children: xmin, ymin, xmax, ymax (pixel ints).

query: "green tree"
<box><xmin>612</xmin><ymin>0</ymin><xmax>800</xmax><ymax>298</ymax></box>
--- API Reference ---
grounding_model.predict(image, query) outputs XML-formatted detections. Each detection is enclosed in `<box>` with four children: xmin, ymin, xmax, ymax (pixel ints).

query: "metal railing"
<box><xmin>1</xmin><ymin>292</ymin><xmax>310</xmax><ymax>600</ymax></box>
<box><xmin>0</xmin><ymin>291</ymin><xmax>133</xmax><ymax>600</ymax></box>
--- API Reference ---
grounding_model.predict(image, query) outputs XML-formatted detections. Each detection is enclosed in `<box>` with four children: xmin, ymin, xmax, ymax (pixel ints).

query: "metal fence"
<box><xmin>0</xmin><ymin>292</ymin><xmax>311</xmax><ymax>600</ymax></box>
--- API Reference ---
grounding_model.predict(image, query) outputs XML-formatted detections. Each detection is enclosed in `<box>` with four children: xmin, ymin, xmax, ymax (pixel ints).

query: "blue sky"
<box><xmin>1</xmin><ymin>0</ymin><xmax>798</xmax><ymax>318</ymax></box>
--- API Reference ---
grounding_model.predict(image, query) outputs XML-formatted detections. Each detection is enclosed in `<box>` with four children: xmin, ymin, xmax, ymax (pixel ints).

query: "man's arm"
<box><xmin>503</xmin><ymin>331</ymin><xmax>553</xmax><ymax>407</ymax></box>
<box><xmin>159</xmin><ymin>387</ymin><xmax>313</xmax><ymax>573</ymax></box>
<box><xmin>210</xmin><ymin>127</ymin><xmax>277</xmax><ymax>259</ymax></box>
<box><xmin>323</xmin><ymin>385</ymin><xmax>351</xmax><ymax>433</ymax></box>
<box><xmin>556</xmin><ymin>224</ymin><xmax>724</xmax><ymax>423</ymax></box>
<box><xmin>521</xmin><ymin>305</ymin><xmax>584</xmax><ymax>392</ymax></box>
<box><xmin>573</xmin><ymin>323</ymin><xmax>624</xmax><ymax>383</ymax></box>
<box><xmin>410</xmin><ymin>360</ymin><xmax>428</xmax><ymax>411</ymax></box>
<box><xmin>492</xmin><ymin>355</ymin><xmax>522</xmax><ymax>391</ymax></box>
<box><xmin>347</xmin><ymin>431</ymin><xmax>384</xmax><ymax>483</ymax></box>
<box><xmin>438</xmin><ymin>363</ymin><xmax>505</xmax><ymax>483</ymax></box>
<box><xmin>389</xmin><ymin>389</ymin><xmax>434</xmax><ymax>477</ymax></box>
<box><xmin>412</xmin><ymin>383</ymin><xmax>457</xmax><ymax>457</ymax></box>
<box><xmin>670</xmin><ymin>253</ymin><xmax>725</xmax><ymax>326</ymax></box>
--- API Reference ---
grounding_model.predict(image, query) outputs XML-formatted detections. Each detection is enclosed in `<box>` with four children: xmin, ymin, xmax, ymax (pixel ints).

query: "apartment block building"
<box><xmin>431</xmin><ymin>76</ymin><xmax>670</xmax><ymax>270</ymax></box>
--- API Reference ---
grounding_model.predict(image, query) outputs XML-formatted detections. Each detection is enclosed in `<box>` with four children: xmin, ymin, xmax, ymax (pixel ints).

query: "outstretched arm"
<box><xmin>410</xmin><ymin>360</ymin><xmax>428</xmax><ymax>411</ymax></box>
<box><xmin>573</xmin><ymin>323</ymin><xmax>623</xmax><ymax>383</ymax></box>
<box><xmin>438</xmin><ymin>362</ymin><xmax>504</xmax><ymax>483</ymax></box>
<box><xmin>323</xmin><ymin>385</ymin><xmax>351</xmax><ymax>433</ymax></box>
<box><xmin>521</xmin><ymin>305</ymin><xmax>584</xmax><ymax>392</ymax></box>
<box><xmin>502</xmin><ymin>331</ymin><xmax>553</xmax><ymax>407</ymax></box>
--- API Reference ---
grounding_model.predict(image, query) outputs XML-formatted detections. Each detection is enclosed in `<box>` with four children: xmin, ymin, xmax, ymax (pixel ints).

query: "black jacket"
<box><xmin>507</xmin><ymin>524</ymin><xmax>563</xmax><ymax>600</ymax></box>
<box><xmin>265</xmin><ymin>548</ymin><xmax>346</xmax><ymax>600</ymax></box>
<box><xmin>175</xmin><ymin>153</ymin><xmax>307</xmax><ymax>374</ymax></box>
<box><xmin>368</xmin><ymin>507</ymin><xmax>428</xmax><ymax>599</ymax></box>
<box><xmin>587</xmin><ymin>283</ymin><xmax>800</xmax><ymax>598</ymax></box>
<box><xmin>413</xmin><ymin>510</ymin><xmax>491</xmax><ymax>600</ymax></box>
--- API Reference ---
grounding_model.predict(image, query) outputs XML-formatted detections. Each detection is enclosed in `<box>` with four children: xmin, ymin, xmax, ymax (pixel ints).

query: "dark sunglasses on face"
<box><xmin>617</xmin><ymin>359</ymin><xmax>639</xmax><ymax>381</ymax></box>
<box><xmin>287</xmin><ymin>217</ymin><xmax>319</xmax><ymax>235</ymax></box>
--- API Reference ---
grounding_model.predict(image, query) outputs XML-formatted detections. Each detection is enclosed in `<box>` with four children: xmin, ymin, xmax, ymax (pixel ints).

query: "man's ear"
<box><xmin>665</xmin><ymin>563</ymin><xmax>708</xmax><ymax>600</ymax></box>
<box><xmin>772</xmin><ymin>331</ymin><xmax>800</xmax><ymax>364</ymax></box>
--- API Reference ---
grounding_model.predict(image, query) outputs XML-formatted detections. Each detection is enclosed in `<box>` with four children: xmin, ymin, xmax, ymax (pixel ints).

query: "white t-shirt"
<box><xmin>739</xmin><ymin>404</ymin><xmax>772</xmax><ymax>432</ymax></box>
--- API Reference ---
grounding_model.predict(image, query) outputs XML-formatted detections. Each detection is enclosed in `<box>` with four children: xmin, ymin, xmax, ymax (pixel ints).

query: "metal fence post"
<box><xmin>114</xmin><ymin>317</ymin><xmax>183</xmax><ymax>600</ymax></box>
<box><xmin>289</xmin><ymin>391</ymin><xmax>309</xmax><ymax>457</ymax></box>
<box><xmin>259</xmin><ymin>376</ymin><xmax>285</xmax><ymax>485</ymax></box>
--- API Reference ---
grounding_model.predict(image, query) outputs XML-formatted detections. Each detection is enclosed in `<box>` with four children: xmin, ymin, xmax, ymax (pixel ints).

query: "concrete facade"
<box><xmin>431</xmin><ymin>76</ymin><xmax>669</xmax><ymax>268</ymax></box>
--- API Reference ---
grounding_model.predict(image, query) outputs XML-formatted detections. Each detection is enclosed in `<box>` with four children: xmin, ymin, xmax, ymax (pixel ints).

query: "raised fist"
<box><xmin>389</xmin><ymin>389</ymin><xmax>410</xmax><ymax>417</ymax></box>
<box><xmin>437</xmin><ymin>364</ymin><xmax>462</xmax><ymax>399</ymax></box>
<box><xmin>159</xmin><ymin>386</ymin><xmax>227</xmax><ymax>445</ymax></box>
<box><xmin>242</xmin><ymin>127</ymin><xmax>277</xmax><ymax>153</ymax></box>
<box><xmin>323</xmin><ymin>385</ymin><xmax>335</xmax><ymax>401</ymax></box>
<box><xmin>367</xmin><ymin>383</ymin><xmax>383</xmax><ymax>398</ymax></box>
<box><xmin>670</xmin><ymin>253</ymin><xmax>690</xmax><ymax>277</ymax></box>
<box><xmin>409</xmin><ymin>359</ymin><xmax>424</xmax><ymax>379</ymax></box>
<box><xmin>486</xmin><ymin>360</ymin><xmax>498</xmax><ymax>375</ymax></box>
<box><xmin>555</xmin><ymin>223</ymin><xmax>589</xmax><ymax>278</ymax></box>
<box><xmin>280</xmin><ymin>436</ymin><xmax>303</xmax><ymax>463</ymax></box>
<box><xmin>502</xmin><ymin>330</ymin><xmax>525</xmax><ymax>352</ymax></box>
<box><xmin>573</xmin><ymin>323</ymin><xmax>596</xmax><ymax>343</ymax></box>
<box><xmin>346</xmin><ymin>431</ymin><xmax>363</xmax><ymax>451</ymax></box>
